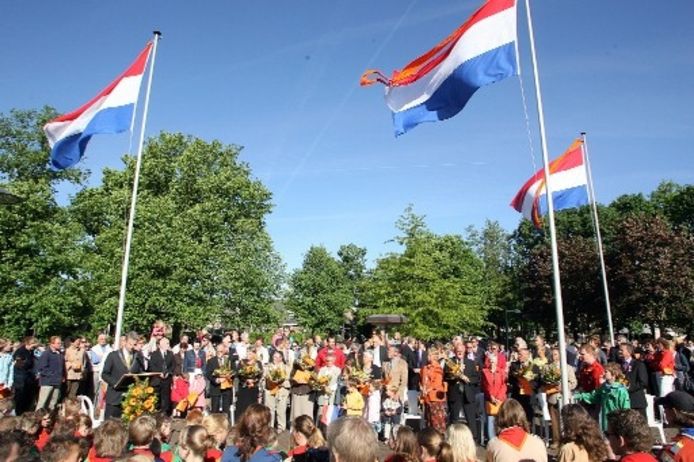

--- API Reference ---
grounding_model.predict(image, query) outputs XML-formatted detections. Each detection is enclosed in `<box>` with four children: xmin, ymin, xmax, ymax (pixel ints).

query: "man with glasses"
<box><xmin>102</xmin><ymin>331</ymin><xmax>143</xmax><ymax>419</ymax></box>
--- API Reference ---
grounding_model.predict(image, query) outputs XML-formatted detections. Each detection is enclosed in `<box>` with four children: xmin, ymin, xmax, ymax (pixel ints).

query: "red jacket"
<box><xmin>655</xmin><ymin>350</ymin><xmax>675</xmax><ymax>375</ymax></box>
<box><xmin>620</xmin><ymin>452</ymin><xmax>656</xmax><ymax>462</ymax></box>
<box><xmin>578</xmin><ymin>361</ymin><xmax>604</xmax><ymax>392</ymax></box>
<box><xmin>481</xmin><ymin>367</ymin><xmax>507</xmax><ymax>402</ymax></box>
<box><xmin>315</xmin><ymin>347</ymin><xmax>346</xmax><ymax>370</ymax></box>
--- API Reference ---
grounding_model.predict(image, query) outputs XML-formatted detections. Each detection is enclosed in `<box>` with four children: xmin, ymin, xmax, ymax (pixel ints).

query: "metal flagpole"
<box><xmin>113</xmin><ymin>31</ymin><xmax>162</xmax><ymax>347</ymax></box>
<box><xmin>523</xmin><ymin>0</ymin><xmax>571</xmax><ymax>405</ymax></box>
<box><xmin>581</xmin><ymin>132</ymin><xmax>616</xmax><ymax>347</ymax></box>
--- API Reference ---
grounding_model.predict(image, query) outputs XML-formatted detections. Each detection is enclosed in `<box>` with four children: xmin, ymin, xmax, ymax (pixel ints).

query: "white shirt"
<box><xmin>235</xmin><ymin>342</ymin><xmax>248</xmax><ymax>361</ymax></box>
<box><xmin>90</xmin><ymin>344</ymin><xmax>112</xmax><ymax>372</ymax></box>
<box><xmin>256</xmin><ymin>346</ymin><xmax>270</xmax><ymax>365</ymax></box>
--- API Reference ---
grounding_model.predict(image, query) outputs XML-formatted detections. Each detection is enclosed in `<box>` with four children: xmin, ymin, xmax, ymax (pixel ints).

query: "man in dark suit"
<box><xmin>12</xmin><ymin>336</ymin><xmax>38</xmax><ymax>415</ymax></box>
<box><xmin>461</xmin><ymin>339</ymin><xmax>482</xmax><ymax>442</ymax></box>
<box><xmin>446</xmin><ymin>346</ymin><xmax>467</xmax><ymax>425</ymax></box>
<box><xmin>101</xmin><ymin>332</ymin><xmax>144</xmax><ymax>419</ymax></box>
<box><xmin>148</xmin><ymin>336</ymin><xmax>175</xmax><ymax>415</ymax></box>
<box><xmin>619</xmin><ymin>342</ymin><xmax>649</xmax><ymax>419</ymax></box>
<box><xmin>371</xmin><ymin>333</ymin><xmax>389</xmax><ymax>369</ymax></box>
<box><xmin>400</xmin><ymin>337</ymin><xmax>419</xmax><ymax>415</ymax></box>
<box><xmin>206</xmin><ymin>343</ymin><xmax>233</xmax><ymax>414</ymax></box>
<box><xmin>445</xmin><ymin>340</ymin><xmax>481</xmax><ymax>441</ymax></box>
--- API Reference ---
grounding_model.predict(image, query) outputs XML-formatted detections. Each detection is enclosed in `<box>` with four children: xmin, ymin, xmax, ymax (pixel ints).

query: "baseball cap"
<box><xmin>656</xmin><ymin>391</ymin><xmax>694</xmax><ymax>412</ymax></box>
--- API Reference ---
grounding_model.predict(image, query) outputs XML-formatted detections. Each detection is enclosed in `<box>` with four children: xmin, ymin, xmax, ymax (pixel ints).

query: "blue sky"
<box><xmin>2</xmin><ymin>1</ymin><xmax>693</xmax><ymax>270</ymax></box>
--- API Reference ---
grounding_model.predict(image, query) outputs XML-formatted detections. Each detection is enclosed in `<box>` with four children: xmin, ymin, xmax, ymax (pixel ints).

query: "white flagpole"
<box><xmin>523</xmin><ymin>0</ymin><xmax>571</xmax><ymax>405</ymax></box>
<box><xmin>114</xmin><ymin>31</ymin><xmax>162</xmax><ymax>347</ymax></box>
<box><xmin>581</xmin><ymin>132</ymin><xmax>616</xmax><ymax>347</ymax></box>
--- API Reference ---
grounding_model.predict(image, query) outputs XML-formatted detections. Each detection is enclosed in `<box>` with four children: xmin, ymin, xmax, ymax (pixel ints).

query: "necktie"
<box><xmin>125</xmin><ymin>351</ymin><xmax>131</xmax><ymax>368</ymax></box>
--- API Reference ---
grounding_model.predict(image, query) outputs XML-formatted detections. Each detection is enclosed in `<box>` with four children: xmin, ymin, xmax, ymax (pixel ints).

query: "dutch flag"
<box><xmin>510</xmin><ymin>139</ymin><xmax>590</xmax><ymax>228</ymax></box>
<box><xmin>43</xmin><ymin>42</ymin><xmax>153</xmax><ymax>170</ymax></box>
<box><xmin>361</xmin><ymin>0</ymin><xmax>518</xmax><ymax>136</ymax></box>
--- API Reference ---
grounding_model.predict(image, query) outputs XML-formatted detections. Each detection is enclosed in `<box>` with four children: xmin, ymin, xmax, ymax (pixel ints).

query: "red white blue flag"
<box><xmin>361</xmin><ymin>0</ymin><xmax>518</xmax><ymax>136</ymax></box>
<box><xmin>44</xmin><ymin>42</ymin><xmax>153</xmax><ymax>170</ymax></box>
<box><xmin>511</xmin><ymin>139</ymin><xmax>590</xmax><ymax>228</ymax></box>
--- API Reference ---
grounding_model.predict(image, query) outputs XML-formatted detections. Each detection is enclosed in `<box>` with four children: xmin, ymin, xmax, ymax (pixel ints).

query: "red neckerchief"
<box><xmin>205</xmin><ymin>448</ymin><xmax>223</xmax><ymax>462</ymax></box>
<box><xmin>288</xmin><ymin>445</ymin><xmax>309</xmax><ymax>456</ymax></box>
<box><xmin>87</xmin><ymin>446</ymin><xmax>112</xmax><ymax>462</ymax></box>
<box><xmin>498</xmin><ymin>427</ymin><xmax>528</xmax><ymax>450</ymax></box>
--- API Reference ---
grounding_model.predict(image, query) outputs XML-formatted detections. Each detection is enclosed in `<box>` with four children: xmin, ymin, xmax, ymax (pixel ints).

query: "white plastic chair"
<box><xmin>77</xmin><ymin>395</ymin><xmax>100</xmax><ymax>427</ymax></box>
<box><xmin>531</xmin><ymin>393</ymin><xmax>551</xmax><ymax>445</ymax></box>
<box><xmin>645</xmin><ymin>394</ymin><xmax>667</xmax><ymax>444</ymax></box>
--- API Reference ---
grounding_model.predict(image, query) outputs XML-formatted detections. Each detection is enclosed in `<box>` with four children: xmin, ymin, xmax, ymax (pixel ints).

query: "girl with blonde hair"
<box><xmin>202</xmin><ymin>413</ymin><xmax>231</xmax><ymax>461</ymax></box>
<box><xmin>444</xmin><ymin>424</ymin><xmax>477</xmax><ymax>462</ymax></box>
<box><xmin>288</xmin><ymin>415</ymin><xmax>329</xmax><ymax>462</ymax></box>
<box><xmin>177</xmin><ymin>425</ymin><xmax>216</xmax><ymax>462</ymax></box>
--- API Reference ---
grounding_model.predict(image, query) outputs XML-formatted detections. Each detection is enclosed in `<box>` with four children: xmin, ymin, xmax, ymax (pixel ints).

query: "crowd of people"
<box><xmin>0</xmin><ymin>322</ymin><xmax>693</xmax><ymax>461</ymax></box>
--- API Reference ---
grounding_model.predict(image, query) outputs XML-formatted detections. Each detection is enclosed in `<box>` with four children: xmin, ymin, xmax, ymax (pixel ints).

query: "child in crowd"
<box><xmin>202</xmin><ymin>413</ymin><xmax>231</xmax><ymax>461</ymax></box>
<box><xmin>189</xmin><ymin>369</ymin><xmax>207</xmax><ymax>412</ymax></box>
<box><xmin>342</xmin><ymin>381</ymin><xmax>365</xmax><ymax>417</ymax></box>
<box><xmin>18</xmin><ymin>411</ymin><xmax>40</xmax><ymax>441</ymax></box>
<box><xmin>128</xmin><ymin>414</ymin><xmax>172</xmax><ymax>462</ymax></box>
<box><xmin>35</xmin><ymin>408</ymin><xmax>53</xmax><ymax>451</ymax></box>
<box><xmin>88</xmin><ymin>419</ymin><xmax>129</xmax><ymax>462</ymax></box>
<box><xmin>574</xmin><ymin>362</ymin><xmax>630</xmax><ymax>431</ymax></box>
<box><xmin>606</xmin><ymin>409</ymin><xmax>656</xmax><ymax>462</ymax></box>
<box><xmin>76</xmin><ymin>414</ymin><xmax>93</xmax><ymax>439</ymax></box>
<box><xmin>172</xmin><ymin>373</ymin><xmax>190</xmax><ymax>417</ymax></box>
<box><xmin>287</xmin><ymin>415</ymin><xmax>328</xmax><ymax>462</ymax></box>
<box><xmin>0</xmin><ymin>395</ymin><xmax>14</xmax><ymax>417</ymax></box>
<box><xmin>382</xmin><ymin>385</ymin><xmax>403</xmax><ymax>441</ymax></box>
<box><xmin>186</xmin><ymin>408</ymin><xmax>205</xmax><ymax>426</ymax></box>
<box><xmin>177</xmin><ymin>425</ymin><xmax>217</xmax><ymax>462</ymax></box>
<box><xmin>156</xmin><ymin>413</ymin><xmax>174</xmax><ymax>453</ymax></box>
<box><xmin>42</xmin><ymin>435</ymin><xmax>82</xmax><ymax>462</ymax></box>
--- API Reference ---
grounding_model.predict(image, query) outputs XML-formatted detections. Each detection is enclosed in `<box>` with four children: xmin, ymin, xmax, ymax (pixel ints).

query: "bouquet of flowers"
<box><xmin>121</xmin><ymin>379</ymin><xmax>157</xmax><ymax>423</ymax></box>
<box><xmin>297</xmin><ymin>354</ymin><xmax>316</xmax><ymax>371</ymax></box>
<box><xmin>239</xmin><ymin>362</ymin><xmax>262</xmax><ymax>388</ymax></box>
<box><xmin>349</xmin><ymin>367</ymin><xmax>372</xmax><ymax>396</ymax></box>
<box><xmin>541</xmin><ymin>363</ymin><xmax>561</xmax><ymax>385</ymax></box>
<box><xmin>213</xmin><ymin>362</ymin><xmax>234</xmax><ymax>390</ymax></box>
<box><xmin>515</xmin><ymin>361</ymin><xmax>536</xmax><ymax>396</ymax></box>
<box><xmin>349</xmin><ymin>367</ymin><xmax>371</xmax><ymax>384</ymax></box>
<box><xmin>444</xmin><ymin>358</ymin><xmax>469</xmax><ymax>382</ymax></box>
<box><xmin>519</xmin><ymin>361</ymin><xmax>537</xmax><ymax>381</ymax></box>
<box><xmin>266</xmin><ymin>365</ymin><xmax>287</xmax><ymax>395</ymax></box>
<box><xmin>309</xmin><ymin>372</ymin><xmax>331</xmax><ymax>394</ymax></box>
<box><xmin>268</xmin><ymin>366</ymin><xmax>287</xmax><ymax>384</ymax></box>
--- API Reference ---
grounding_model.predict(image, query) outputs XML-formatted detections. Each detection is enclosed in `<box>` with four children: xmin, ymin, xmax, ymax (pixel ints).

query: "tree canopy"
<box><xmin>1</xmin><ymin>107</ymin><xmax>692</xmax><ymax>342</ymax></box>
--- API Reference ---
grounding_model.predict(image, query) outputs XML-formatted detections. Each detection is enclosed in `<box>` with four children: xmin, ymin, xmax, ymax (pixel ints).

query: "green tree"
<box><xmin>466</xmin><ymin>220</ymin><xmax>515</xmax><ymax>335</ymax></box>
<box><xmin>71</xmin><ymin>133</ymin><xmax>283</xmax><ymax>334</ymax></box>
<box><xmin>361</xmin><ymin>207</ymin><xmax>487</xmax><ymax>340</ymax></box>
<box><xmin>286</xmin><ymin>246</ymin><xmax>353</xmax><ymax>334</ymax></box>
<box><xmin>609</xmin><ymin>214</ymin><xmax>694</xmax><ymax>334</ymax></box>
<box><xmin>0</xmin><ymin>108</ymin><xmax>87</xmax><ymax>338</ymax></box>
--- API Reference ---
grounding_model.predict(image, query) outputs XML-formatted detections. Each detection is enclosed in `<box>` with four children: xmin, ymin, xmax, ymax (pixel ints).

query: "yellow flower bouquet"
<box><xmin>266</xmin><ymin>366</ymin><xmax>287</xmax><ymax>395</ymax></box>
<box><xmin>308</xmin><ymin>372</ymin><xmax>331</xmax><ymax>394</ymax></box>
<box><xmin>239</xmin><ymin>362</ymin><xmax>262</xmax><ymax>388</ymax></box>
<box><xmin>444</xmin><ymin>358</ymin><xmax>469</xmax><ymax>382</ymax></box>
<box><xmin>297</xmin><ymin>354</ymin><xmax>316</xmax><ymax>371</ymax></box>
<box><xmin>121</xmin><ymin>379</ymin><xmax>157</xmax><ymax>423</ymax></box>
<box><xmin>213</xmin><ymin>363</ymin><xmax>234</xmax><ymax>390</ymax></box>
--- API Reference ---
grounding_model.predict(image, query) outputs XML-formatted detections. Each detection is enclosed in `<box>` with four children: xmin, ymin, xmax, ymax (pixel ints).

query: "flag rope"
<box><xmin>517</xmin><ymin>65</ymin><xmax>538</xmax><ymax>181</ymax></box>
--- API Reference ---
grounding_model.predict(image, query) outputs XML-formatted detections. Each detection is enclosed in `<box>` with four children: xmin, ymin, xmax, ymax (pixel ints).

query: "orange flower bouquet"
<box><xmin>121</xmin><ymin>379</ymin><xmax>157</xmax><ymax>423</ymax></box>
